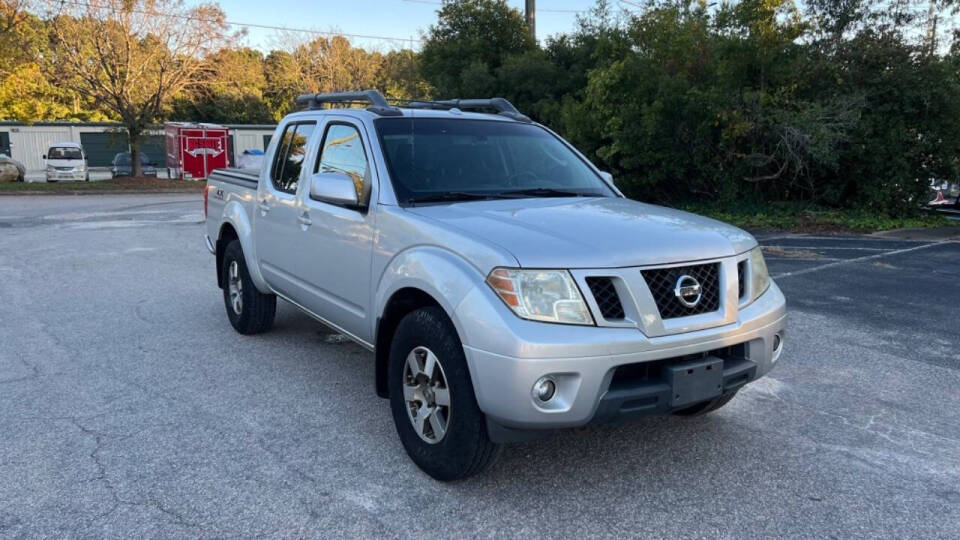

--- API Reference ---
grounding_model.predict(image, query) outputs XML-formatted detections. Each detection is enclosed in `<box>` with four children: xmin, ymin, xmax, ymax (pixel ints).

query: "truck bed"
<box><xmin>209</xmin><ymin>168</ymin><xmax>259</xmax><ymax>190</ymax></box>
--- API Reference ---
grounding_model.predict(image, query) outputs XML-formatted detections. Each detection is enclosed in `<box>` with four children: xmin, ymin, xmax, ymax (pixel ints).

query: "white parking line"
<box><xmin>771</xmin><ymin>241</ymin><xmax>952</xmax><ymax>279</ymax></box>
<box><xmin>763</xmin><ymin>245</ymin><xmax>894</xmax><ymax>251</ymax></box>
<box><xmin>771</xmin><ymin>235</ymin><xmax>928</xmax><ymax>242</ymax></box>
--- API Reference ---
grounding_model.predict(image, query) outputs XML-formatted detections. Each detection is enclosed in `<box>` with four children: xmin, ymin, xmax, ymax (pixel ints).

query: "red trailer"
<box><xmin>165</xmin><ymin>122</ymin><xmax>230</xmax><ymax>180</ymax></box>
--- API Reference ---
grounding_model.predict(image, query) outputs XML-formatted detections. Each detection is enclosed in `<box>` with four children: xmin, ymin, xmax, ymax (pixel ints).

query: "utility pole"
<box><xmin>525</xmin><ymin>0</ymin><xmax>535</xmax><ymax>43</ymax></box>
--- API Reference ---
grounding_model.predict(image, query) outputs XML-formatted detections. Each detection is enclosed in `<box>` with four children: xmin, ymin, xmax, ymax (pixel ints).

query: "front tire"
<box><xmin>388</xmin><ymin>307</ymin><xmax>500</xmax><ymax>481</ymax></box>
<box><xmin>221</xmin><ymin>239</ymin><xmax>276</xmax><ymax>335</ymax></box>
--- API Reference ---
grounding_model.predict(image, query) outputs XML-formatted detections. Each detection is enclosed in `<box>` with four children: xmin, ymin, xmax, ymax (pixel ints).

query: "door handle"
<box><xmin>258</xmin><ymin>201</ymin><xmax>271</xmax><ymax>214</ymax></box>
<box><xmin>297</xmin><ymin>212</ymin><xmax>312</xmax><ymax>227</ymax></box>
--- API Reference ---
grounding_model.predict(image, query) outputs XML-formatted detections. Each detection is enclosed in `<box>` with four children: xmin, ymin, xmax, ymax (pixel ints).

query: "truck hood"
<box><xmin>406</xmin><ymin>197</ymin><xmax>757</xmax><ymax>268</ymax></box>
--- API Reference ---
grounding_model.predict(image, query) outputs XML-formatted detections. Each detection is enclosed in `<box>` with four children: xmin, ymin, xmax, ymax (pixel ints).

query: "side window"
<box><xmin>270</xmin><ymin>122</ymin><xmax>315</xmax><ymax>194</ymax></box>
<box><xmin>315</xmin><ymin>123</ymin><xmax>370</xmax><ymax>203</ymax></box>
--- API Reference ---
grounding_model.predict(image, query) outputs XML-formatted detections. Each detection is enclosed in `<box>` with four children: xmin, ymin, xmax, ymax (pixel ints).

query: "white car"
<box><xmin>44</xmin><ymin>142</ymin><xmax>89</xmax><ymax>182</ymax></box>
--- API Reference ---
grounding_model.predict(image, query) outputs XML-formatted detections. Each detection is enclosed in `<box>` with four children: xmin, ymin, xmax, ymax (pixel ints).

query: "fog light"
<box><xmin>533</xmin><ymin>377</ymin><xmax>556</xmax><ymax>402</ymax></box>
<box><xmin>772</xmin><ymin>333</ymin><xmax>784</xmax><ymax>363</ymax></box>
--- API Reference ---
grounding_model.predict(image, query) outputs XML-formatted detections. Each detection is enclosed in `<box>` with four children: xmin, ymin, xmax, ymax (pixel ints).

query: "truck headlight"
<box><xmin>486</xmin><ymin>268</ymin><xmax>594</xmax><ymax>325</ymax></box>
<box><xmin>749</xmin><ymin>247</ymin><xmax>770</xmax><ymax>302</ymax></box>
<box><xmin>46</xmin><ymin>165</ymin><xmax>55</xmax><ymax>172</ymax></box>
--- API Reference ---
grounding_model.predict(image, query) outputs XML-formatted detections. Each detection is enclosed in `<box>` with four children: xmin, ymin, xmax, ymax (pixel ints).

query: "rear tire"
<box><xmin>673</xmin><ymin>391</ymin><xmax>738</xmax><ymax>416</ymax></box>
<box><xmin>388</xmin><ymin>306</ymin><xmax>500</xmax><ymax>481</ymax></box>
<box><xmin>221</xmin><ymin>239</ymin><xmax>276</xmax><ymax>335</ymax></box>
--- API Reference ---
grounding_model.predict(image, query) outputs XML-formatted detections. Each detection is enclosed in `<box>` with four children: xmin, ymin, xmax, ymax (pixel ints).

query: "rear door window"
<box><xmin>270</xmin><ymin>122</ymin><xmax>316</xmax><ymax>195</ymax></box>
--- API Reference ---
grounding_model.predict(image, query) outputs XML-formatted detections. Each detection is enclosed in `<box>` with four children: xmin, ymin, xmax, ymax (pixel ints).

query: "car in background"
<box><xmin>928</xmin><ymin>179</ymin><xmax>960</xmax><ymax>208</ymax></box>
<box><xmin>0</xmin><ymin>153</ymin><xmax>25</xmax><ymax>182</ymax></box>
<box><xmin>111</xmin><ymin>152</ymin><xmax>157</xmax><ymax>178</ymax></box>
<box><xmin>44</xmin><ymin>142</ymin><xmax>88</xmax><ymax>182</ymax></box>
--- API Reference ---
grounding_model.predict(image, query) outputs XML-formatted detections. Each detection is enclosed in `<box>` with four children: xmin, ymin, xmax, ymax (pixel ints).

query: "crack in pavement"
<box><xmin>66</xmin><ymin>417</ymin><xmax>202</xmax><ymax>530</ymax></box>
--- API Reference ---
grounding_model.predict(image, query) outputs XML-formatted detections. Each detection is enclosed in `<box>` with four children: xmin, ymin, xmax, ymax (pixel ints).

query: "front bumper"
<box><xmin>462</xmin><ymin>281</ymin><xmax>786</xmax><ymax>430</ymax></box>
<box><xmin>46</xmin><ymin>171</ymin><xmax>85</xmax><ymax>181</ymax></box>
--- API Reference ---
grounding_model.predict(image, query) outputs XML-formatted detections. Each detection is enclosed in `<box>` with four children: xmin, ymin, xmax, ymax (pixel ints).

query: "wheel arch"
<box><xmin>372</xmin><ymin>246</ymin><xmax>487</xmax><ymax>398</ymax></box>
<box><xmin>215</xmin><ymin>201</ymin><xmax>269</xmax><ymax>292</ymax></box>
<box><xmin>375</xmin><ymin>287</ymin><xmax>442</xmax><ymax>398</ymax></box>
<box><xmin>215</xmin><ymin>223</ymin><xmax>239</xmax><ymax>289</ymax></box>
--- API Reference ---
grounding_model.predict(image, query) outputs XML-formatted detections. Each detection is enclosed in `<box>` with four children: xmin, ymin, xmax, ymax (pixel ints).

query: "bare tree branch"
<box><xmin>46</xmin><ymin>0</ymin><xmax>238</xmax><ymax>175</ymax></box>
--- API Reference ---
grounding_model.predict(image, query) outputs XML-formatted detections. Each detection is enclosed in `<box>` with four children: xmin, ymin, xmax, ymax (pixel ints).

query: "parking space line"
<box><xmin>771</xmin><ymin>241</ymin><xmax>953</xmax><ymax>279</ymax></box>
<box><xmin>762</xmin><ymin>245</ymin><xmax>894</xmax><ymax>251</ymax></box>
<box><xmin>770</xmin><ymin>235</ymin><xmax>929</xmax><ymax>242</ymax></box>
<box><xmin>765</xmin><ymin>257</ymin><xmax>844</xmax><ymax>262</ymax></box>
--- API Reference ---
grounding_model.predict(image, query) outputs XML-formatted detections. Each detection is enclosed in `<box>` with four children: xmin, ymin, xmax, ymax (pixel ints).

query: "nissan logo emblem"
<box><xmin>674</xmin><ymin>275</ymin><xmax>702</xmax><ymax>308</ymax></box>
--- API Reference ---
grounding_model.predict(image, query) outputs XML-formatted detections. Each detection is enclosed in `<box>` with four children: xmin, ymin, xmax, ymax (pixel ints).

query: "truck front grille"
<box><xmin>641</xmin><ymin>262</ymin><xmax>720</xmax><ymax>319</ymax></box>
<box><xmin>585</xmin><ymin>277</ymin><xmax>625</xmax><ymax>320</ymax></box>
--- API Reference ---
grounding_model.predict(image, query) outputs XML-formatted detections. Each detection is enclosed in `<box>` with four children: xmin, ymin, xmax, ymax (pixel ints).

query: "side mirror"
<box><xmin>599</xmin><ymin>171</ymin><xmax>614</xmax><ymax>184</ymax></box>
<box><xmin>42</xmin><ymin>155</ymin><xmax>46</xmax><ymax>159</ymax></box>
<box><xmin>309</xmin><ymin>172</ymin><xmax>360</xmax><ymax>208</ymax></box>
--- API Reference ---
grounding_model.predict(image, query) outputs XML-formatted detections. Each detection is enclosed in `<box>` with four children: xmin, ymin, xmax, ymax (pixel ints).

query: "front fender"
<box><xmin>220</xmin><ymin>199</ymin><xmax>270</xmax><ymax>293</ymax></box>
<box><xmin>374</xmin><ymin>245</ymin><xmax>488</xmax><ymax>348</ymax></box>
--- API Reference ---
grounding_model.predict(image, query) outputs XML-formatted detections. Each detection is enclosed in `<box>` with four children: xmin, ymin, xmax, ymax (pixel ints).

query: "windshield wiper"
<box><xmin>406</xmin><ymin>192</ymin><xmax>507</xmax><ymax>205</ymax></box>
<box><xmin>496</xmin><ymin>188</ymin><xmax>592</xmax><ymax>198</ymax></box>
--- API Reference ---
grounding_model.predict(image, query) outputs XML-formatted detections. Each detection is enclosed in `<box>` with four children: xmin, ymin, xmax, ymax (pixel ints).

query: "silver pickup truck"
<box><xmin>204</xmin><ymin>90</ymin><xmax>786</xmax><ymax>481</ymax></box>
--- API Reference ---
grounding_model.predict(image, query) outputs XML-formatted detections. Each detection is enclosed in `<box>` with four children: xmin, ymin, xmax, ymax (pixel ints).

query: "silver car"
<box><xmin>0</xmin><ymin>153</ymin><xmax>25</xmax><ymax>182</ymax></box>
<box><xmin>204</xmin><ymin>91</ymin><xmax>786</xmax><ymax>481</ymax></box>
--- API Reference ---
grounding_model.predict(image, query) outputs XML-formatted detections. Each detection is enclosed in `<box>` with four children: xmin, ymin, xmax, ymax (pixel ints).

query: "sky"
<box><xmin>213</xmin><ymin>0</ymin><xmax>607</xmax><ymax>52</ymax></box>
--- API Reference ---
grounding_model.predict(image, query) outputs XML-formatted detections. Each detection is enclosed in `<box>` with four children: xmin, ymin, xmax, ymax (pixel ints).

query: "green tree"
<box><xmin>378</xmin><ymin>49</ymin><xmax>433</xmax><ymax>100</ymax></box>
<box><xmin>420</xmin><ymin>0</ymin><xmax>534</xmax><ymax>97</ymax></box>
<box><xmin>262</xmin><ymin>36</ymin><xmax>387</xmax><ymax>118</ymax></box>
<box><xmin>171</xmin><ymin>47</ymin><xmax>273</xmax><ymax>124</ymax></box>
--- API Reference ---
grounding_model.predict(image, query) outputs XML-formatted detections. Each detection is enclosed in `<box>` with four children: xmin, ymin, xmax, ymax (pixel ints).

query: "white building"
<box><xmin>0</xmin><ymin>122</ymin><xmax>277</xmax><ymax>173</ymax></box>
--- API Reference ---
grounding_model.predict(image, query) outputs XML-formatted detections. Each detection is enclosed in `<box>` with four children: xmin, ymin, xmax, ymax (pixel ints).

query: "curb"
<box><xmin>0</xmin><ymin>189</ymin><xmax>203</xmax><ymax>196</ymax></box>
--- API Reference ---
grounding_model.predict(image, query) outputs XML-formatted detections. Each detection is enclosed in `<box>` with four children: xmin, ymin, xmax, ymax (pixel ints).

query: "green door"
<box><xmin>0</xmin><ymin>131</ymin><xmax>10</xmax><ymax>156</ymax></box>
<box><xmin>80</xmin><ymin>132</ymin><xmax>129</xmax><ymax>167</ymax></box>
<box><xmin>139</xmin><ymin>135</ymin><xmax>166</xmax><ymax>167</ymax></box>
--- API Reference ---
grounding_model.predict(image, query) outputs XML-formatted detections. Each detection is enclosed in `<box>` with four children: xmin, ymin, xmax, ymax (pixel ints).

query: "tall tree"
<box><xmin>48</xmin><ymin>0</ymin><xmax>237</xmax><ymax>175</ymax></box>
<box><xmin>262</xmin><ymin>35</ymin><xmax>386</xmax><ymax>118</ymax></box>
<box><xmin>420</xmin><ymin>0</ymin><xmax>534</xmax><ymax>97</ymax></box>
<box><xmin>379</xmin><ymin>49</ymin><xmax>433</xmax><ymax>100</ymax></box>
<box><xmin>171</xmin><ymin>47</ymin><xmax>273</xmax><ymax>124</ymax></box>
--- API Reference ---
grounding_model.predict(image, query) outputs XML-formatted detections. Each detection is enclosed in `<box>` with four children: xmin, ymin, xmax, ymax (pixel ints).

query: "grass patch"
<box><xmin>0</xmin><ymin>177</ymin><xmax>206</xmax><ymax>194</ymax></box>
<box><xmin>677</xmin><ymin>202</ymin><xmax>953</xmax><ymax>233</ymax></box>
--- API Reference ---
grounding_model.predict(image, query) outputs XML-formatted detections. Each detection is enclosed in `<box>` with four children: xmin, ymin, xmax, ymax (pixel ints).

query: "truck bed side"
<box><xmin>205</xmin><ymin>167</ymin><xmax>262</xmax><ymax>285</ymax></box>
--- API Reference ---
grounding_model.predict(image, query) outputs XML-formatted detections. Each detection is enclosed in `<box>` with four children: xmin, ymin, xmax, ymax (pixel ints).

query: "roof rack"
<box><xmin>294</xmin><ymin>90</ymin><xmax>402</xmax><ymax>116</ymax></box>
<box><xmin>404</xmin><ymin>98</ymin><xmax>531</xmax><ymax>122</ymax></box>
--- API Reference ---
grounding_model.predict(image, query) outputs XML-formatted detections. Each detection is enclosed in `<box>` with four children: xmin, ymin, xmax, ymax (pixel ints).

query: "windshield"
<box><xmin>48</xmin><ymin>147</ymin><xmax>83</xmax><ymax>160</ymax></box>
<box><xmin>375</xmin><ymin>118</ymin><xmax>615</xmax><ymax>204</ymax></box>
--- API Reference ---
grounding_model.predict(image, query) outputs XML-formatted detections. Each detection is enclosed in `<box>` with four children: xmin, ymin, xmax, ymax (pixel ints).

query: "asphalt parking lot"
<box><xmin>1</xmin><ymin>194</ymin><xmax>959</xmax><ymax>538</ymax></box>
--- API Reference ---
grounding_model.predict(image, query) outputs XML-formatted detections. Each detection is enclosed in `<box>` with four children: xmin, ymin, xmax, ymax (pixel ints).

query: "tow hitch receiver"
<box><xmin>666</xmin><ymin>357</ymin><xmax>724</xmax><ymax>407</ymax></box>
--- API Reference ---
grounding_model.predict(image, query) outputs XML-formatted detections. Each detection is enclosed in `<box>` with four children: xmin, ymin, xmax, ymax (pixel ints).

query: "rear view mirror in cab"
<box><xmin>599</xmin><ymin>171</ymin><xmax>614</xmax><ymax>184</ymax></box>
<box><xmin>309</xmin><ymin>172</ymin><xmax>360</xmax><ymax>208</ymax></box>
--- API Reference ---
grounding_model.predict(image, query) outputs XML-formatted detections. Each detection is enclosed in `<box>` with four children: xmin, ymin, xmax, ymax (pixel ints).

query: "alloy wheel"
<box><xmin>227</xmin><ymin>260</ymin><xmax>243</xmax><ymax>315</ymax></box>
<box><xmin>403</xmin><ymin>346</ymin><xmax>451</xmax><ymax>444</ymax></box>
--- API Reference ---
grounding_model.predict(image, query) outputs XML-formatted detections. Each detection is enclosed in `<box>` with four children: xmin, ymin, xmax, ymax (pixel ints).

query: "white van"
<box><xmin>44</xmin><ymin>142</ymin><xmax>89</xmax><ymax>182</ymax></box>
